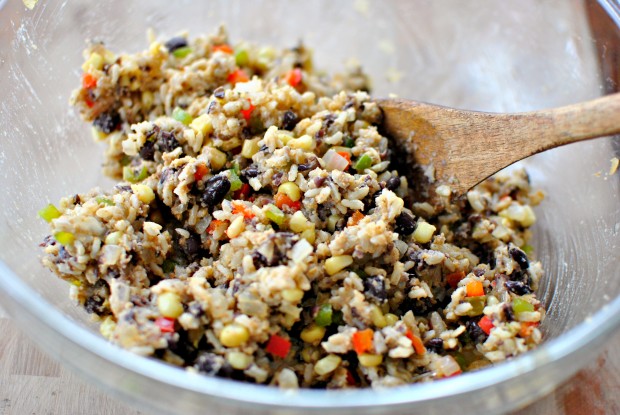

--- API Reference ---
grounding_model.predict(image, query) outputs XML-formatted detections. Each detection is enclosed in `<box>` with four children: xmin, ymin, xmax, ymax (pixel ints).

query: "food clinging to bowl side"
<box><xmin>38</xmin><ymin>27</ymin><xmax>547</xmax><ymax>388</ymax></box>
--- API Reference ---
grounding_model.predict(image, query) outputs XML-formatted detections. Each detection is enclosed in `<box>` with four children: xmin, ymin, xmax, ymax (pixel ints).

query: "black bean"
<box><xmin>193</xmin><ymin>352</ymin><xmax>225</xmax><ymax>376</ymax></box>
<box><xmin>364</xmin><ymin>275</ymin><xmax>387</xmax><ymax>303</ymax></box>
<box><xmin>58</xmin><ymin>246</ymin><xmax>71</xmax><ymax>260</ymax></box>
<box><xmin>343</xmin><ymin>99</ymin><xmax>355</xmax><ymax>110</ymax></box>
<box><xmin>402</xmin><ymin>297</ymin><xmax>435</xmax><ymax>316</ymax></box>
<box><xmin>207</xmin><ymin>100</ymin><xmax>218</xmax><ymax>114</ymax></box>
<box><xmin>312</xmin><ymin>177</ymin><xmax>327</xmax><ymax>188</ymax></box>
<box><xmin>213</xmin><ymin>87</ymin><xmax>225</xmax><ymax>99</ymax></box>
<box><xmin>241</xmin><ymin>166</ymin><xmax>260</xmax><ymax>179</ymax></box>
<box><xmin>84</xmin><ymin>295</ymin><xmax>105</xmax><ymax>314</ymax></box>
<box><xmin>424</xmin><ymin>338</ymin><xmax>444</xmax><ymax>354</ymax></box>
<box><xmin>502</xmin><ymin>303</ymin><xmax>515</xmax><ymax>322</ymax></box>
<box><xmin>395</xmin><ymin>211</ymin><xmax>416</xmax><ymax>236</ymax></box>
<box><xmin>465</xmin><ymin>319</ymin><xmax>488</xmax><ymax>343</ymax></box>
<box><xmin>505</xmin><ymin>280</ymin><xmax>533</xmax><ymax>295</ymax></box>
<box><xmin>298</xmin><ymin>158</ymin><xmax>319</xmax><ymax>172</ymax></box>
<box><xmin>473</xmin><ymin>268</ymin><xmax>486</xmax><ymax>277</ymax></box>
<box><xmin>93</xmin><ymin>112</ymin><xmax>121</xmax><ymax>134</ymax></box>
<box><xmin>188</xmin><ymin>302</ymin><xmax>205</xmax><ymax>318</ymax></box>
<box><xmin>385</xmin><ymin>176</ymin><xmax>401</xmax><ymax>191</ymax></box>
<box><xmin>317</xmin><ymin>204</ymin><xmax>330</xmax><ymax>221</ymax></box>
<box><xmin>251</xmin><ymin>251</ymin><xmax>268</xmax><ymax>269</ymax></box>
<box><xmin>281</xmin><ymin>110</ymin><xmax>298</xmax><ymax>131</ymax></box>
<box><xmin>323</xmin><ymin>113</ymin><xmax>336</xmax><ymax>129</ymax></box>
<box><xmin>184</xmin><ymin>234</ymin><xmax>202</xmax><ymax>259</ymax></box>
<box><xmin>158</xmin><ymin>131</ymin><xmax>179</xmax><ymax>152</ymax></box>
<box><xmin>139</xmin><ymin>140</ymin><xmax>155</xmax><ymax>161</ymax></box>
<box><xmin>200</xmin><ymin>175</ymin><xmax>230</xmax><ymax>208</ymax></box>
<box><xmin>509</xmin><ymin>247</ymin><xmax>530</xmax><ymax>269</ymax></box>
<box><xmin>271</xmin><ymin>172</ymin><xmax>284</xmax><ymax>187</ymax></box>
<box><xmin>168</xmin><ymin>331</ymin><xmax>198</xmax><ymax>363</ymax></box>
<box><xmin>165</xmin><ymin>36</ymin><xmax>188</xmax><ymax>53</ymax></box>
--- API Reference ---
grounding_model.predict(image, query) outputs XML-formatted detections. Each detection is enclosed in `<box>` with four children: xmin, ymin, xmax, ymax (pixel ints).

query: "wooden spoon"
<box><xmin>377</xmin><ymin>93</ymin><xmax>620</xmax><ymax>197</ymax></box>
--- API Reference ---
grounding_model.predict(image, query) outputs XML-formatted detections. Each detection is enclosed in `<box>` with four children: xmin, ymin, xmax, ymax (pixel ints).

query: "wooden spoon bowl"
<box><xmin>377</xmin><ymin>93</ymin><xmax>620</xmax><ymax>197</ymax></box>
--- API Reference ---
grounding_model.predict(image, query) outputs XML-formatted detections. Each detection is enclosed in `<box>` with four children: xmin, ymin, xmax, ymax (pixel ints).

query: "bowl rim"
<box><xmin>1</xmin><ymin>257</ymin><xmax>620</xmax><ymax>410</ymax></box>
<box><xmin>1</xmin><ymin>0</ymin><xmax>620</xmax><ymax>411</ymax></box>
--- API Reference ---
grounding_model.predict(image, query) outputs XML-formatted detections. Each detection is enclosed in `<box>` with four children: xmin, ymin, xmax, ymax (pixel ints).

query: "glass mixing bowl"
<box><xmin>1</xmin><ymin>1</ymin><xmax>619</xmax><ymax>414</ymax></box>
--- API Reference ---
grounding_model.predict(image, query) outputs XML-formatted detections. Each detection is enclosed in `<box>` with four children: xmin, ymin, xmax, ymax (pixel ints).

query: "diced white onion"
<box><xmin>290</xmin><ymin>239</ymin><xmax>313</xmax><ymax>264</ymax></box>
<box><xmin>322</xmin><ymin>149</ymin><xmax>349</xmax><ymax>171</ymax></box>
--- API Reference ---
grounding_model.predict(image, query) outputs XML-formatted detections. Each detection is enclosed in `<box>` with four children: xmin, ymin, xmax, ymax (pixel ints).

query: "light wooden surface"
<box><xmin>1</xmin><ymin>303</ymin><xmax>618</xmax><ymax>415</ymax></box>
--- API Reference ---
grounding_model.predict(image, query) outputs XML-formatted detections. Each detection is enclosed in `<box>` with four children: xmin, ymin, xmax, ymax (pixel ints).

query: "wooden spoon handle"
<box><xmin>519</xmin><ymin>92</ymin><xmax>620</xmax><ymax>150</ymax></box>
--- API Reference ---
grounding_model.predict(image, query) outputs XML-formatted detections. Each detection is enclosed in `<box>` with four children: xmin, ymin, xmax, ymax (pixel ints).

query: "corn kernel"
<box><xmin>300</xmin><ymin>324</ymin><xmax>326</xmax><ymax>345</ymax></box>
<box><xmin>301</xmin><ymin>228</ymin><xmax>316</xmax><ymax>244</ymax></box>
<box><xmin>241</xmin><ymin>137</ymin><xmax>261</xmax><ymax>158</ymax></box>
<box><xmin>384</xmin><ymin>313</ymin><xmax>399</xmax><ymax>326</ymax></box>
<box><xmin>521</xmin><ymin>205</ymin><xmax>536</xmax><ymax>227</ymax></box>
<box><xmin>327</xmin><ymin>214</ymin><xmax>341</xmax><ymax>232</ymax></box>
<box><xmin>301</xmin><ymin>347</ymin><xmax>316</xmax><ymax>363</ymax></box>
<box><xmin>324</xmin><ymin>255</ymin><xmax>353</xmax><ymax>276</ymax></box>
<box><xmin>499</xmin><ymin>203</ymin><xmax>536</xmax><ymax>227</ymax></box>
<box><xmin>141</xmin><ymin>91</ymin><xmax>154</xmax><ymax>109</ymax></box>
<box><xmin>104</xmin><ymin>231</ymin><xmax>122</xmax><ymax>245</ymax></box>
<box><xmin>277</xmin><ymin>131</ymin><xmax>293</xmax><ymax>145</ymax></box>
<box><xmin>102</xmin><ymin>50</ymin><xmax>116</xmax><ymax>65</ymax></box>
<box><xmin>227</xmin><ymin>352</ymin><xmax>253</xmax><ymax>370</ymax></box>
<box><xmin>131</xmin><ymin>184</ymin><xmax>155</xmax><ymax>204</ymax></box>
<box><xmin>190</xmin><ymin>114</ymin><xmax>214</xmax><ymax>136</ymax></box>
<box><xmin>82</xmin><ymin>52</ymin><xmax>104</xmax><ymax>72</ymax></box>
<box><xmin>369</xmin><ymin>304</ymin><xmax>387</xmax><ymax>328</ymax></box>
<box><xmin>413</xmin><ymin>221</ymin><xmax>436</xmax><ymax>244</ymax></box>
<box><xmin>205</xmin><ymin>147</ymin><xmax>227</xmax><ymax>171</ymax></box>
<box><xmin>278</xmin><ymin>182</ymin><xmax>301</xmax><ymax>201</ymax></box>
<box><xmin>149</xmin><ymin>41</ymin><xmax>162</xmax><ymax>56</ymax></box>
<box><xmin>91</xmin><ymin>126</ymin><xmax>108</xmax><ymax>142</ymax></box>
<box><xmin>157</xmin><ymin>292</ymin><xmax>184</xmax><ymax>319</ymax></box>
<box><xmin>99</xmin><ymin>316</ymin><xmax>116</xmax><ymax>339</ymax></box>
<box><xmin>226</xmin><ymin>215</ymin><xmax>245</xmax><ymax>239</ymax></box>
<box><xmin>314</xmin><ymin>354</ymin><xmax>342</xmax><ymax>376</ymax></box>
<box><xmin>288</xmin><ymin>135</ymin><xmax>315</xmax><ymax>151</ymax></box>
<box><xmin>358</xmin><ymin>353</ymin><xmax>383</xmax><ymax>367</ymax></box>
<box><xmin>219</xmin><ymin>324</ymin><xmax>250</xmax><ymax>347</ymax></box>
<box><xmin>289</xmin><ymin>211</ymin><xmax>310</xmax><ymax>233</ymax></box>
<box><xmin>282</xmin><ymin>288</ymin><xmax>304</xmax><ymax>303</ymax></box>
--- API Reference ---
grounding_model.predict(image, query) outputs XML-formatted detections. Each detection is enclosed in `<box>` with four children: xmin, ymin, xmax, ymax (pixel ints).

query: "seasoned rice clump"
<box><xmin>40</xmin><ymin>28</ymin><xmax>546</xmax><ymax>388</ymax></box>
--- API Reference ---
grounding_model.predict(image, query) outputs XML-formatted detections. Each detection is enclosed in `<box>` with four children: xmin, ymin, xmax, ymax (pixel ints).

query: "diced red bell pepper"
<box><xmin>194</xmin><ymin>163</ymin><xmax>209</xmax><ymax>182</ymax></box>
<box><xmin>155</xmin><ymin>317</ymin><xmax>175</xmax><ymax>333</ymax></box>
<box><xmin>345</xmin><ymin>369</ymin><xmax>356</xmax><ymax>386</ymax></box>
<box><xmin>227</xmin><ymin>69</ymin><xmax>249</xmax><ymax>85</ymax></box>
<box><xmin>519</xmin><ymin>322</ymin><xmax>539</xmax><ymax>338</ymax></box>
<box><xmin>478</xmin><ymin>315</ymin><xmax>494</xmax><ymax>335</ymax></box>
<box><xmin>446</xmin><ymin>271</ymin><xmax>466</xmax><ymax>288</ymax></box>
<box><xmin>286</xmin><ymin>68</ymin><xmax>302</xmax><ymax>87</ymax></box>
<box><xmin>232</xmin><ymin>201</ymin><xmax>255</xmax><ymax>219</ymax></box>
<box><xmin>337</xmin><ymin>151</ymin><xmax>351</xmax><ymax>170</ymax></box>
<box><xmin>274</xmin><ymin>193</ymin><xmax>301</xmax><ymax>212</ymax></box>
<box><xmin>207</xmin><ymin>219</ymin><xmax>227</xmax><ymax>235</ymax></box>
<box><xmin>212</xmin><ymin>44</ymin><xmax>234</xmax><ymax>54</ymax></box>
<box><xmin>347</xmin><ymin>211</ymin><xmax>364</xmax><ymax>227</ymax></box>
<box><xmin>241</xmin><ymin>99</ymin><xmax>255</xmax><ymax>122</ymax></box>
<box><xmin>265</xmin><ymin>334</ymin><xmax>291</xmax><ymax>358</ymax></box>
<box><xmin>233</xmin><ymin>183</ymin><xmax>251</xmax><ymax>200</ymax></box>
<box><xmin>85</xmin><ymin>97</ymin><xmax>95</xmax><ymax>108</ymax></box>
<box><xmin>352</xmin><ymin>329</ymin><xmax>374</xmax><ymax>355</ymax></box>
<box><xmin>82</xmin><ymin>73</ymin><xmax>98</xmax><ymax>89</ymax></box>
<box><xmin>405</xmin><ymin>330</ymin><xmax>426</xmax><ymax>355</ymax></box>
<box><xmin>466</xmin><ymin>280</ymin><xmax>484</xmax><ymax>297</ymax></box>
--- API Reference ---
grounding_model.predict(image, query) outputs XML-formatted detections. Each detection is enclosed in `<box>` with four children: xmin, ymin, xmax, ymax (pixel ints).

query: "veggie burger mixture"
<box><xmin>39</xmin><ymin>28</ymin><xmax>546</xmax><ymax>388</ymax></box>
